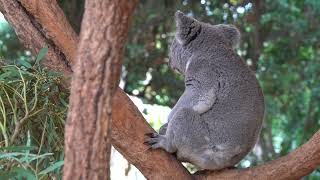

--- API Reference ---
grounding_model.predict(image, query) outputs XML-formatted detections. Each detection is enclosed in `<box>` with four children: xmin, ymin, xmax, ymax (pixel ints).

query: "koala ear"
<box><xmin>175</xmin><ymin>11</ymin><xmax>201</xmax><ymax>45</ymax></box>
<box><xmin>217</xmin><ymin>24</ymin><xmax>241</xmax><ymax>48</ymax></box>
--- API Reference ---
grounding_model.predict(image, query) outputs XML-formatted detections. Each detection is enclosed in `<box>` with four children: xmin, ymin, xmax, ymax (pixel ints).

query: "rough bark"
<box><xmin>0</xmin><ymin>1</ymin><xmax>319</xmax><ymax>180</ymax></box>
<box><xmin>18</xmin><ymin>0</ymin><xmax>79</xmax><ymax>66</ymax></box>
<box><xmin>63</xmin><ymin>0</ymin><xmax>138</xmax><ymax>179</ymax></box>
<box><xmin>0</xmin><ymin>0</ymin><xmax>72</xmax><ymax>75</ymax></box>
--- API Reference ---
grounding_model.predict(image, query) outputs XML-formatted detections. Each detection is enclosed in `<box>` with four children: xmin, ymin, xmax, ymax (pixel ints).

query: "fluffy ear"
<box><xmin>217</xmin><ymin>24</ymin><xmax>241</xmax><ymax>48</ymax></box>
<box><xmin>175</xmin><ymin>11</ymin><xmax>201</xmax><ymax>45</ymax></box>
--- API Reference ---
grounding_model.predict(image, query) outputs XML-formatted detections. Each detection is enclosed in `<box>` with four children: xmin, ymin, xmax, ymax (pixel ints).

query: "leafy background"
<box><xmin>0</xmin><ymin>0</ymin><xmax>320</xmax><ymax>179</ymax></box>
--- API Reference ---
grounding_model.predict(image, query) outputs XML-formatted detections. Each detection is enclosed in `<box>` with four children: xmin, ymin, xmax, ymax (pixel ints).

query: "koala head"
<box><xmin>169</xmin><ymin>11</ymin><xmax>241</xmax><ymax>75</ymax></box>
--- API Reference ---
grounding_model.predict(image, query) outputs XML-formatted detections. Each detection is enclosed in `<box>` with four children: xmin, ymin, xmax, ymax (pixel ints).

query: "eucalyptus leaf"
<box><xmin>36</xmin><ymin>47</ymin><xmax>48</xmax><ymax>64</ymax></box>
<box><xmin>7</xmin><ymin>167</ymin><xmax>36</xmax><ymax>180</ymax></box>
<box><xmin>18</xmin><ymin>59</ymin><xmax>32</xmax><ymax>69</ymax></box>
<box><xmin>0</xmin><ymin>146</ymin><xmax>37</xmax><ymax>152</ymax></box>
<box><xmin>39</xmin><ymin>161</ymin><xmax>64</xmax><ymax>175</ymax></box>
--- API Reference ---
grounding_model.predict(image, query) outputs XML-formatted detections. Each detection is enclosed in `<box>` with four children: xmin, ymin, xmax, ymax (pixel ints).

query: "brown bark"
<box><xmin>0</xmin><ymin>0</ymin><xmax>72</xmax><ymax>75</ymax></box>
<box><xmin>63</xmin><ymin>0</ymin><xmax>138</xmax><ymax>179</ymax></box>
<box><xmin>0</xmin><ymin>1</ymin><xmax>319</xmax><ymax>180</ymax></box>
<box><xmin>18</xmin><ymin>0</ymin><xmax>79</xmax><ymax>66</ymax></box>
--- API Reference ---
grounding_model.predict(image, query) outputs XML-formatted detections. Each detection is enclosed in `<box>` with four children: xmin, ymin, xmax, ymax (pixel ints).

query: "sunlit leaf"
<box><xmin>35</xmin><ymin>47</ymin><xmax>48</xmax><ymax>64</ymax></box>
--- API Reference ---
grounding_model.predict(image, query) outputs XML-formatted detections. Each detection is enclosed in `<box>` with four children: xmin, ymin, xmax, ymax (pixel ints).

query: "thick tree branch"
<box><xmin>18</xmin><ymin>0</ymin><xmax>79</xmax><ymax>65</ymax></box>
<box><xmin>0</xmin><ymin>1</ymin><xmax>319</xmax><ymax>179</ymax></box>
<box><xmin>0</xmin><ymin>0</ymin><xmax>72</xmax><ymax>75</ymax></box>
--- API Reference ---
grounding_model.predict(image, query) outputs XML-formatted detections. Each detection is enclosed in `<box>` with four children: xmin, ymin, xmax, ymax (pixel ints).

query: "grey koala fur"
<box><xmin>145</xmin><ymin>11</ymin><xmax>265</xmax><ymax>170</ymax></box>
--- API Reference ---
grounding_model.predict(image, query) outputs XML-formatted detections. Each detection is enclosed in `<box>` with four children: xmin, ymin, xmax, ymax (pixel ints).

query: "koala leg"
<box><xmin>164</xmin><ymin>107</ymin><xmax>212</xmax><ymax>162</ymax></box>
<box><xmin>145</xmin><ymin>107</ymin><xmax>207</xmax><ymax>156</ymax></box>
<box><xmin>144</xmin><ymin>132</ymin><xmax>176</xmax><ymax>153</ymax></box>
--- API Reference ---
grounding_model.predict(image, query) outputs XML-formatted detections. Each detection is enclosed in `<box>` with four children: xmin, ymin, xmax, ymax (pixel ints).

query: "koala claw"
<box><xmin>144</xmin><ymin>133</ymin><xmax>168</xmax><ymax>151</ymax></box>
<box><xmin>144</xmin><ymin>133</ymin><xmax>160</xmax><ymax>147</ymax></box>
<box><xmin>145</xmin><ymin>132</ymin><xmax>159</xmax><ymax>138</ymax></box>
<box><xmin>143</xmin><ymin>141</ymin><xmax>151</xmax><ymax>145</ymax></box>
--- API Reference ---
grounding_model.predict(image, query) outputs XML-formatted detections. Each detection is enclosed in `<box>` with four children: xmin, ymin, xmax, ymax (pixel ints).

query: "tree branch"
<box><xmin>18</xmin><ymin>0</ymin><xmax>79</xmax><ymax>66</ymax></box>
<box><xmin>0</xmin><ymin>0</ymin><xmax>72</xmax><ymax>75</ymax></box>
<box><xmin>0</xmin><ymin>1</ymin><xmax>319</xmax><ymax>179</ymax></box>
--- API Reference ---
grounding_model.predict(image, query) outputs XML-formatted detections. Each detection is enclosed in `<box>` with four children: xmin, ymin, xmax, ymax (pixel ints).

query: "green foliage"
<box><xmin>0</xmin><ymin>48</ymin><xmax>67</xmax><ymax>179</ymax></box>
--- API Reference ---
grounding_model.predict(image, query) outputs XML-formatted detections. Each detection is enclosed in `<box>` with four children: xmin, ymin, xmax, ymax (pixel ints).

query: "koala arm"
<box><xmin>192</xmin><ymin>88</ymin><xmax>217</xmax><ymax>114</ymax></box>
<box><xmin>186</xmin><ymin>59</ymin><xmax>220</xmax><ymax>115</ymax></box>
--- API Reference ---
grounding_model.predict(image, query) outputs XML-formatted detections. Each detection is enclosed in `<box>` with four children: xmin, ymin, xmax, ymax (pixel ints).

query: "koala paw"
<box><xmin>144</xmin><ymin>133</ymin><xmax>161</xmax><ymax>150</ymax></box>
<box><xmin>145</xmin><ymin>132</ymin><xmax>175</xmax><ymax>151</ymax></box>
<box><xmin>144</xmin><ymin>132</ymin><xmax>176</xmax><ymax>153</ymax></box>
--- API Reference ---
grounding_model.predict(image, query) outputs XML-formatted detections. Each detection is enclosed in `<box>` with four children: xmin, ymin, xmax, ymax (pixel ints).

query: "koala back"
<box><xmin>164</xmin><ymin>11</ymin><xmax>265</xmax><ymax>170</ymax></box>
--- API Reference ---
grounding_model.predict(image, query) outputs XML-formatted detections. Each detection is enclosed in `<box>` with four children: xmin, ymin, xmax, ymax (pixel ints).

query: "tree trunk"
<box><xmin>63</xmin><ymin>0</ymin><xmax>137</xmax><ymax>179</ymax></box>
<box><xmin>0</xmin><ymin>1</ymin><xmax>319</xmax><ymax>179</ymax></box>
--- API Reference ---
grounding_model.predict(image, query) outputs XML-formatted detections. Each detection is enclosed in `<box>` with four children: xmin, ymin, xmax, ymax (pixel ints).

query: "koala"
<box><xmin>145</xmin><ymin>11</ymin><xmax>265</xmax><ymax>170</ymax></box>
